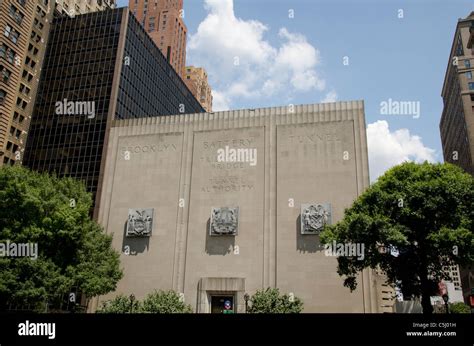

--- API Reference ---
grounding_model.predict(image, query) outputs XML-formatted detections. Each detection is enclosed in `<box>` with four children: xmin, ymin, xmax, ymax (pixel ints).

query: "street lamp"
<box><xmin>244</xmin><ymin>293</ymin><xmax>250</xmax><ymax>313</ymax></box>
<box><xmin>442</xmin><ymin>294</ymin><xmax>449</xmax><ymax>314</ymax></box>
<box><xmin>129</xmin><ymin>294</ymin><xmax>135</xmax><ymax>314</ymax></box>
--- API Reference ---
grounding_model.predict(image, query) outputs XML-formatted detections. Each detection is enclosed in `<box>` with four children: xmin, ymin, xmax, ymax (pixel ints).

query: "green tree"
<box><xmin>141</xmin><ymin>290</ymin><xmax>192</xmax><ymax>313</ymax></box>
<box><xmin>97</xmin><ymin>294</ymin><xmax>141</xmax><ymax>313</ymax></box>
<box><xmin>98</xmin><ymin>290</ymin><xmax>192</xmax><ymax>313</ymax></box>
<box><xmin>248</xmin><ymin>288</ymin><xmax>303</xmax><ymax>313</ymax></box>
<box><xmin>0</xmin><ymin>166</ymin><xmax>123</xmax><ymax>311</ymax></box>
<box><xmin>320</xmin><ymin>162</ymin><xmax>474</xmax><ymax>314</ymax></box>
<box><xmin>449</xmin><ymin>302</ymin><xmax>471</xmax><ymax>314</ymax></box>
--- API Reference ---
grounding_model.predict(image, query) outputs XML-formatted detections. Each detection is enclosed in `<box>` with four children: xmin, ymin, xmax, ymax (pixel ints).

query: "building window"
<box><xmin>0</xmin><ymin>89</ymin><xmax>6</xmax><ymax>105</ymax></box>
<box><xmin>4</xmin><ymin>25</ymin><xmax>20</xmax><ymax>44</ymax></box>
<box><xmin>19</xmin><ymin>83</ymin><xmax>30</xmax><ymax>95</ymax></box>
<box><xmin>9</xmin><ymin>5</ymin><xmax>25</xmax><ymax>25</ymax></box>
<box><xmin>456</xmin><ymin>34</ymin><xmax>464</xmax><ymax>56</ymax></box>
<box><xmin>469</xmin><ymin>82</ymin><xmax>474</xmax><ymax>90</ymax></box>
<box><xmin>1</xmin><ymin>65</ymin><xmax>12</xmax><ymax>84</ymax></box>
<box><xmin>149</xmin><ymin>17</ymin><xmax>155</xmax><ymax>32</ymax></box>
<box><xmin>466</xmin><ymin>71</ymin><xmax>472</xmax><ymax>80</ymax></box>
<box><xmin>0</xmin><ymin>44</ymin><xmax>16</xmax><ymax>65</ymax></box>
<box><xmin>465</xmin><ymin>60</ymin><xmax>471</xmax><ymax>68</ymax></box>
<box><xmin>4</xmin><ymin>25</ymin><xmax>12</xmax><ymax>39</ymax></box>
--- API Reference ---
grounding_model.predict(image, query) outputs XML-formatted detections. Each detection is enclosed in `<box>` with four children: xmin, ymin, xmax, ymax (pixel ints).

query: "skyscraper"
<box><xmin>23</xmin><ymin>8</ymin><xmax>203</xmax><ymax>215</ymax></box>
<box><xmin>439</xmin><ymin>11</ymin><xmax>474</xmax><ymax>305</ymax></box>
<box><xmin>0</xmin><ymin>0</ymin><xmax>54</xmax><ymax>168</ymax></box>
<box><xmin>185</xmin><ymin>66</ymin><xmax>213</xmax><ymax>112</ymax></box>
<box><xmin>0</xmin><ymin>0</ymin><xmax>116</xmax><ymax>168</ymax></box>
<box><xmin>130</xmin><ymin>0</ymin><xmax>186</xmax><ymax>78</ymax></box>
<box><xmin>54</xmin><ymin>0</ymin><xmax>116</xmax><ymax>16</ymax></box>
<box><xmin>440</xmin><ymin>11</ymin><xmax>474</xmax><ymax>175</ymax></box>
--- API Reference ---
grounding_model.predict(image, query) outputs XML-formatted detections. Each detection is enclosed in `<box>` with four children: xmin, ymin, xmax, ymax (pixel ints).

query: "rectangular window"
<box><xmin>9</xmin><ymin>5</ymin><xmax>24</xmax><ymax>25</ymax></box>
<box><xmin>0</xmin><ymin>65</ymin><xmax>12</xmax><ymax>83</ymax></box>
<box><xmin>465</xmin><ymin>59</ymin><xmax>471</xmax><ymax>68</ymax></box>
<box><xmin>0</xmin><ymin>44</ymin><xmax>5</xmax><ymax>59</ymax></box>
<box><xmin>4</xmin><ymin>25</ymin><xmax>20</xmax><ymax>44</ymax></box>
<box><xmin>4</xmin><ymin>25</ymin><xmax>12</xmax><ymax>38</ymax></box>
<box><xmin>456</xmin><ymin>34</ymin><xmax>464</xmax><ymax>56</ymax></box>
<box><xmin>466</xmin><ymin>71</ymin><xmax>472</xmax><ymax>80</ymax></box>
<box><xmin>19</xmin><ymin>83</ymin><xmax>30</xmax><ymax>95</ymax></box>
<box><xmin>469</xmin><ymin>82</ymin><xmax>474</xmax><ymax>90</ymax></box>
<box><xmin>149</xmin><ymin>17</ymin><xmax>155</xmax><ymax>32</ymax></box>
<box><xmin>6</xmin><ymin>48</ymin><xmax>15</xmax><ymax>64</ymax></box>
<box><xmin>0</xmin><ymin>89</ymin><xmax>6</xmax><ymax>105</ymax></box>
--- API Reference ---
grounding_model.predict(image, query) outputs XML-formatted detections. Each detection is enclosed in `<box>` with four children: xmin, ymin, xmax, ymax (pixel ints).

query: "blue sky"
<box><xmin>117</xmin><ymin>0</ymin><xmax>474</xmax><ymax>180</ymax></box>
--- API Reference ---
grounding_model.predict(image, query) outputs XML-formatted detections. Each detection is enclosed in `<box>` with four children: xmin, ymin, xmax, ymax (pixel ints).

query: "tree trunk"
<box><xmin>421</xmin><ymin>290</ymin><xmax>433</xmax><ymax>314</ymax></box>
<box><xmin>419</xmin><ymin>264</ymin><xmax>433</xmax><ymax>314</ymax></box>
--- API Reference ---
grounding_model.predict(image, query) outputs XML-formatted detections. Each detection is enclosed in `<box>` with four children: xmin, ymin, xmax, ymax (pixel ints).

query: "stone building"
<box><xmin>130</xmin><ymin>0</ymin><xmax>186</xmax><ymax>78</ymax></box>
<box><xmin>439</xmin><ymin>11</ymin><xmax>474</xmax><ymax>305</ymax></box>
<box><xmin>93</xmin><ymin>100</ymin><xmax>385</xmax><ymax>313</ymax></box>
<box><xmin>185</xmin><ymin>66</ymin><xmax>213</xmax><ymax>112</ymax></box>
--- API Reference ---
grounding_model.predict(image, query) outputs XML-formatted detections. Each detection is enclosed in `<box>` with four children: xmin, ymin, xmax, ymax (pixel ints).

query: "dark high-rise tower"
<box><xmin>23</xmin><ymin>7</ymin><xmax>204</xmax><ymax>215</ymax></box>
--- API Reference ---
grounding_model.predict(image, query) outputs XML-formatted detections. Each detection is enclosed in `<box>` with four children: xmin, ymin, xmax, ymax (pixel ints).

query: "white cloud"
<box><xmin>367</xmin><ymin>121</ymin><xmax>437</xmax><ymax>182</ymax></box>
<box><xmin>212</xmin><ymin>90</ymin><xmax>231</xmax><ymax>111</ymax></box>
<box><xmin>321</xmin><ymin>90</ymin><xmax>337</xmax><ymax>103</ymax></box>
<box><xmin>188</xmin><ymin>0</ymin><xmax>329</xmax><ymax>108</ymax></box>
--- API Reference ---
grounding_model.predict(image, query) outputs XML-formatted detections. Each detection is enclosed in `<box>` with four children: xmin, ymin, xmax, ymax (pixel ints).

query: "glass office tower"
<box><xmin>23</xmin><ymin>8</ymin><xmax>204</xmax><ymax>213</ymax></box>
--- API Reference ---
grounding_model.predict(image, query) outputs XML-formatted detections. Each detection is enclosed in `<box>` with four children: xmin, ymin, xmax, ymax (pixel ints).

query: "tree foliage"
<box><xmin>449</xmin><ymin>302</ymin><xmax>471</xmax><ymax>314</ymax></box>
<box><xmin>98</xmin><ymin>290</ymin><xmax>192</xmax><ymax>313</ymax></box>
<box><xmin>141</xmin><ymin>290</ymin><xmax>192</xmax><ymax>313</ymax></box>
<box><xmin>0</xmin><ymin>166</ymin><xmax>123</xmax><ymax>311</ymax></box>
<box><xmin>96</xmin><ymin>294</ymin><xmax>140</xmax><ymax>313</ymax></box>
<box><xmin>248</xmin><ymin>288</ymin><xmax>303</xmax><ymax>313</ymax></box>
<box><xmin>320</xmin><ymin>162</ymin><xmax>474</xmax><ymax>314</ymax></box>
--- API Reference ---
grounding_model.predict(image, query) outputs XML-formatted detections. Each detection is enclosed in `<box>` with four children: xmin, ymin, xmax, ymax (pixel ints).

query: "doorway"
<box><xmin>210</xmin><ymin>295</ymin><xmax>235</xmax><ymax>314</ymax></box>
